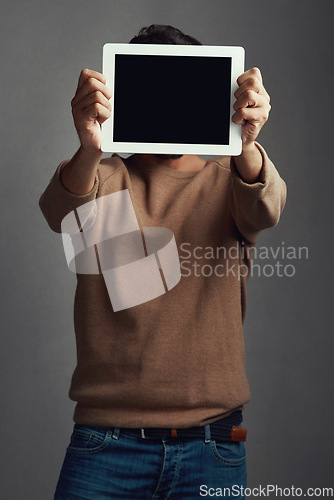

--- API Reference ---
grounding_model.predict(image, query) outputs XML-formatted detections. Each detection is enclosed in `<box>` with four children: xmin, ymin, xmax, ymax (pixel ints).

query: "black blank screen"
<box><xmin>113</xmin><ymin>54</ymin><xmax>231</xmax><ymax>145</ymax></box>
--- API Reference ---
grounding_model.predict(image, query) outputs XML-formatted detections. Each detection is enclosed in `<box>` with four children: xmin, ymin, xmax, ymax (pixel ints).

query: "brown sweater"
<box><xmin>39</xmin><ymin>144</ymin><xmax>286</xmax><ymax>428</ymax></box>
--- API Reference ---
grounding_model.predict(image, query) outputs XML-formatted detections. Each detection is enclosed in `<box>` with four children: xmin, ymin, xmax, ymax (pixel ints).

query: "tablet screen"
<box><xmin>102</xmin><ymin>44</ymin><xmax>244</xmax><ymax>155</ymax></box>
<box><xmin>113</xmin><ymin>54</ymin><xmax>231</xmax><ymax>145</ymax></box>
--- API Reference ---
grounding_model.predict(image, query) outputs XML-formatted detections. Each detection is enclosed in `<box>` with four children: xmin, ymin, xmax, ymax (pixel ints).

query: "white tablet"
<box><xmin>101</xmin><ymin>43</ymin><xmax>244</xmax><ymax>156</ymax></box>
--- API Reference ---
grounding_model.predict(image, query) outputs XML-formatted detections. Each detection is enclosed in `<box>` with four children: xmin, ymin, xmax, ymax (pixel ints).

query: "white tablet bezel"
<box><xmin>101</xmin><ymin>43</ymin><xmax>245</xmax><ymax>156</ymax></box>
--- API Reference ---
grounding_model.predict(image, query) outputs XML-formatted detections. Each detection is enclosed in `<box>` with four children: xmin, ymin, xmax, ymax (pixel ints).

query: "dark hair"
<box><xmin>129</xmin><ymin>24</ymin><xmax>202</xmax><ymax>45</ymax></box>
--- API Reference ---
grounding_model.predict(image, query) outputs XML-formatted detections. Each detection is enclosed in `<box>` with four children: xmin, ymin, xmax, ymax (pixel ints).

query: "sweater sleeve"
<box><xmin>229</xmin><ymin>142</ymin><xmax>287</xmax><ymax>244</ymax></box>
<box><xmin>39</xmin><ymin>160</ymin><xmax>99</xmax><ymax>233</ymax></box>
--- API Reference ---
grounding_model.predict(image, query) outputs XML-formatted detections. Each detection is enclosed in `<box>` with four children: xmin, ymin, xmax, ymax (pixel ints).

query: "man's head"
<box><xmin>129</xmin><ymin>25</ymin><xmax>202</xmax><ymax>160</ymax></box>
<box><xmin>129</xmin><ymin>24</ymin><xmax>202</xmax><ymax>46</ymax></box>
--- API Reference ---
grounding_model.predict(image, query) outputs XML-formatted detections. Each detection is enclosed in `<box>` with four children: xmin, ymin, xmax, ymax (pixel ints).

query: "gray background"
<box><xmin>1</xmin><ymin>0</ymin><xmax>333</xmax><ymax>498</ymax></box>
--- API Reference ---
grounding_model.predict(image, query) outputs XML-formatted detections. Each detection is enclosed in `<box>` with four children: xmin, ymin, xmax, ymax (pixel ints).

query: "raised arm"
<box><xmin>229</xmin><ymin>67</ymin><xmax>286</xmax><ymax>243</ymax></box>
<box><xmin>39</xmin><ymin>69</ymin><xmax>112</xmax><ymax>232</ymax></box>
<box><xmin>232</xmin><ymin>67</ymin><xmax>271</xmax><ymax>184</ymax></box>
<box><xmin>60</xmin><ymin>68</ymin><xmax>112</xmax><ymax>195</ymax></box>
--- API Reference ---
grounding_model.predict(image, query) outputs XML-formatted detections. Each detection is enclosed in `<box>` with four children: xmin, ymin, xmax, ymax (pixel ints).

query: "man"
<box><xmin>40</xmin><ymin>24</ymin><xmax>286</xmax><ymax>500</ymax></box>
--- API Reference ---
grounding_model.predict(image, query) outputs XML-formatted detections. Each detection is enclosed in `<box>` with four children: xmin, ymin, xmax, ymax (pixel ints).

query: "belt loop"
<box><xmin>112</xmin><ymin>427</ymin><xmax>120</xmax><ymax>440</ymax></box>
<box><xmin>204</xmin><ymin>424</ymin><xmax>211</xmax><ymax>443</ymax></box>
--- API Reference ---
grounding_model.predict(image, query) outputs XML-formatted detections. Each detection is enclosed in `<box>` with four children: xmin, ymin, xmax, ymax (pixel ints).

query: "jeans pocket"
<box><xmin>210</xmin><ymin>440</ymin><xmax>247</xmax><ymax>465</ymax></box>
<box><xmin>67</xmin><ymin>425</ymin><xmax>112</xmax><ymax>454</ymax></box>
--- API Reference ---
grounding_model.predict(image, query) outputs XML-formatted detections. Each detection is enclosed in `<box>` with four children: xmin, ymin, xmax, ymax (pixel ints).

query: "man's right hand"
<box><xmin>71</xmin><ymin>69</ymin><xmax>112</xmax><ymax>154</ymax></box>
<box><xmin>59</xmin><ymin>69</ymin><xmax>112</xmax><ymax>195</ymax></box>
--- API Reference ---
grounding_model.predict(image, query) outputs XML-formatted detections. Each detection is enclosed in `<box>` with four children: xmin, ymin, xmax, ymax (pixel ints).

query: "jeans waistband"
<box><xmin>75</xmin><ymin>410</ymin><xmax>246</xmax><ymax>442</ymax></box>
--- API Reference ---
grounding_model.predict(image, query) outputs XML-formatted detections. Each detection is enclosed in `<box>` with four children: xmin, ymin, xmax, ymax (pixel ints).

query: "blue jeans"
<box><xmin>54</xmin><ymin>423</ymin><xmax>247</xmax><ymax>499</ymax></box>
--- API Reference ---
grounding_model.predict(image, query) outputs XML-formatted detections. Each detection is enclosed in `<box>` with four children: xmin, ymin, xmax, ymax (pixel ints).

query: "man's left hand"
<box><xmin>232</xmin><ymin>67</ymin><xmax>271</xmax><ymax>147</ymax></box>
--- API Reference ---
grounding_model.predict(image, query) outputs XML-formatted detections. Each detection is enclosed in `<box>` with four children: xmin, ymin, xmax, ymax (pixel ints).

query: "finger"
<box><xmin>234</xmin><ymin>78</ymin><xmax>270</xmax><ymax>103</ymax></box>
<box><xmin>237</xmin><ymin>67</ymin><xmax>263</xmax><ymax>87</ymax></box>
<box><xmin>72</xmin><ymin>78</ymin><xmax>112</xmax><ymax>108</ymax></box>
<box><xmin>77</xmin><ymin>68</ymin><xmax>106</xmax><ymax>91</ymax></box>
<box><xmin>76</xmin><ymin>102</ymin><xmax>111</xmax><ymax>126</ymax></box>
<box><xmin>233</xmin><ymin>90</ymin><xmax>270</xmax><ymax>111</ymax></box>
<box><xmin>235</xmin><ymin>77</ymin><xmax>262</xmax><ymax>99</ymax></box>
<box><xmin>72</xmin><ymin>89</ymin><xmax>112</xmax><ymax>115</ymax></box>
<box><xmin>232</xmin><ymin>106</ymin><xmax>269</xmax><ymax>126</ymax></box>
